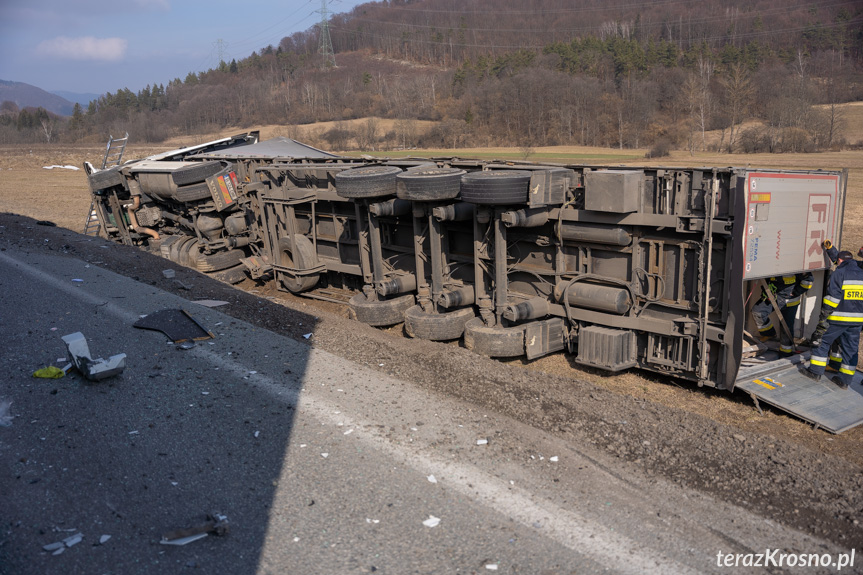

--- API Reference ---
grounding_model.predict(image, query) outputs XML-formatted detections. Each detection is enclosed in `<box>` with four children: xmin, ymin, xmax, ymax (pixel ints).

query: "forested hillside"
<box><xmin>2</xmin><ymin>0</ymin><xmax>862</xmax><ymax>153</ymax></box>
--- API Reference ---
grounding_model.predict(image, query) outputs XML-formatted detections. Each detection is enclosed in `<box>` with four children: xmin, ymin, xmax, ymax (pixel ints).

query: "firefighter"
<box><xmin>800</xmin><ymin>255</ymin><xmax>863</xmax><ymax>389</ymax></box>
<box><xmin>752</xmin><ymin>272</ymin><xmax>814</xmax><ymax>357</ymax></box>
<box><xmin>806</xmin><ymin>239</ymin><xmax>852</xmax><ymax>364</ymax></box>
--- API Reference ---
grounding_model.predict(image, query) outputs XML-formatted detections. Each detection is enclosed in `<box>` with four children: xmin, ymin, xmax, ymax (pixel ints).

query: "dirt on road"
<box><xmin>1</xmin><ymin>142</ymin><xmax>862</xmax><ymax>549</ymax></box>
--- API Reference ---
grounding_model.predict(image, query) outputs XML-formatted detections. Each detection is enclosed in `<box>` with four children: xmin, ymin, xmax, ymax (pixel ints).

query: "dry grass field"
<box><xmin>2</xmin><ymin>122</ymin><xmax>863</xmax><ymax>461</ymax></box>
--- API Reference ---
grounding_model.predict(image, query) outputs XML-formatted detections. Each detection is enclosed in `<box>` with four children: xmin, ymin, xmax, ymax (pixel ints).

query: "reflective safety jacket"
<box><xmin>762</xmin><ymin>273</ymin><xmax>814</xmax><ymax>307</ymax></box>
<box><xmin>822</xmin><ymin>260</ymin><xmax>863</xmax><ymax>323</ymax></box>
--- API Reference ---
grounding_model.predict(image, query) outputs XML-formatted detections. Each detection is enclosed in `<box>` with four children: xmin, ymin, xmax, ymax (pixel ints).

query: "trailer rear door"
<box><xmin>735</xmin><ymin>355</ymin><xmax>863</xmax><ymax>434</ymax></box>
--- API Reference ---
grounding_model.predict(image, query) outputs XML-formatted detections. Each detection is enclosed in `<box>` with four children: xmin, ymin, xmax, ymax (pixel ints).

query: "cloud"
<box><xmin>36</xmin><ymin>36</ymin><xmax>128</xmax><ymax>62</ymax></box>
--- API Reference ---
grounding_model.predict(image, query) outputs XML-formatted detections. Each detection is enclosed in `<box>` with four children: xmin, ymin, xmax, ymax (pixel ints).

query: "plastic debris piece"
<box><xmin>176</xmin><ymin>341</ymin><xmax>196</xmax><ymax>350</ymax></box>
<box><xmin>71</xmin><ymin>279</ymin><xmax>83</xmax><ymax>283</ymax></box>
<box><xmin>36</xmin><ymin>220</ymin><xmax>57</xmax><ymax>226</ymax></box>
<box><xmin>303</xmin><ymin>333</ymin><xmax>312</xmax><ymax>339</ymax></box>
<box><xmin>476</xmin><ymin>439</ymin><xmax>488</xmax><ymax>445</ymax></box>
<box><xmin>550</xmin><ymin>456</ymin><xmax>559</xmax><ymax>462</ymax></box>
<box><xmin>0</xmin><ymin>399</ymin><xmax>12</xmax><ymax>427</ymax></box>
<box><xmin>52</xmin><ymin>547</ymin><xmax>65</xmax><ymax>555</ymax></box>
<box><xmin>254</xmin><ymin>431</ymin><xmax>260</xmax><ymax>438</ymax></box>
<box><xmin>33</xmin><ymin>366</ymin><xmax>65</xmax><ymax>379</ymax></box>
<box><xmin>173</xmin><ymin>280</ymin><xmax>192</xmax><ymax>290</ymax></box>
<box><xmin>422</xmin><ymin>516</ymin><xmax>441</xmax><ymax>528</ymax></box>
<box><xmin>321</xmin><ymin>453</ymin><xmax>329</xmax><ymax>458</ymax></box>
<box><xmin>63</xmin><ymin>533</ymin><xmax>83</xmax><ymax>547</ymax></box>
<box><xmin>128</xmin><ymin>430</ymin><xmax>139</xmax><ymax>435</ymax></box>
<box><xmin>134</xmin><ymin>309</ymin><xmax>214</xmax><ymax>343</ymax></box>
<box><xmin>99</xmin><ymin>535</ymin><xmax>111</xmax><ymax>545</ymax></box>
<box><xmin>61</xmin><ymin>332</ymin><xmax>126</xmax><ymax>381</ymax></box>
<box><xmin>343</xmin><ymin>429</ymin><xmax>353</xmax><ymax>435</ymax></box>
<box><xmin>486</xmin><ymin>565</ymin><xmax>499</xmax><ymax>571</ymax></box>
<box><xmin>161</xmin><ymin>512</ymin><xmax>229</xmax><ymax>546</ymax></box>
<box><xmin>42</xmin><ymin>541</ymin><xmax>64</xmax><ymax>551</ymax></box>
<box><xmin>162</xmin><ymin>269</ymin><xmax>176</xmax><ymax>279</ymax></box>
<box><xmin>193</xmin><ymin>300</ymin><xmax>230</xmax><ymax>308</ymax></box>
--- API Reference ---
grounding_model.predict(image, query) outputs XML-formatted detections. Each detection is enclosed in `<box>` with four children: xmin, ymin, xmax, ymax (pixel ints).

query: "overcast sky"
<box><xmin>0</xmin><ymin>0</ymin><xmax>368</xmax><ymax>96</ymax></box>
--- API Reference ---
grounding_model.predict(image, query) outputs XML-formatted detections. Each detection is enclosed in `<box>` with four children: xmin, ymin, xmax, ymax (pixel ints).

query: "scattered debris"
<box><xmin>61</xmin><ymin>332</ymin><xmax>126</xmax><ymax>381</ymax></box>
<box><xmin>193</xmin><ymin>299</ymin><xmax>230</xmax><ymax>308</ymax></box>
<box><xmin>321</xmin><ymin>453</ymin><xmax>329</xmax><ymax>458</ymax></box>
<box><xmin>71</xmin><ymin>279</ymin><xmax>83</xmax><ymax>283</ymax></box>
<box><xmin>98</xmin><ymin>535</ymin><xmax>111</xmax><ymax>545</ymax></box>
<box><xmin>427</xmin><ymin>475</ymin><xmax>437</xmax><ymax>484</ymax></box>
<box><xmin>134</xmin><ymin>309</ymin><xmax>214</xmax><ymax>343</ymax></box>
<box><xmin>476</xmin><ymin>439</ymin><xmax>488</xmax><ymax>445</ymax></box>
<box><xmin>43</xmin><ymin>532</ymin><xmax>84</xmax><ymax>554</ymax></box>
<box><xmin>42</xmin><ymin>165</ymin><xmax>80</xmax><ymax>170</ymax></box>
<box><xmin>365</xmin><ymin>518</ymin><xmax>380</xmax><ymax>524</ymax></box>
<box><xmin>550</xmin><ymin>456</ymin><xmax>559</xmax><ymax>462</ymax></box>
<box><xmin>42</xmin><ymin>541</ymin><xmax>64</xmax><ymax>552</ymax></box>
<box><xmin>173</xmin><ymin>279</ymin><xmax>192</xmax><ymax>290</ymax></box>
<box><xmin>33</xmin><ymin>366</ymin><xmax>65</xmax><ymax>379</ymax></box>
<box><xmin>254</xmin><ymin>431</ymin><xmax>260</xmax><ymax>438</ymax></box>
<box><xmin>36</xmin><ymin>220</ymin><xmax>57</xmax><ymax>227</ymax></box>
<box><xmin>303</xmin><ymin>333</ymin><xmax>312</xmax><ymax>339</ymax></box>
<box><xmin>63</xmin><ymin>533</ymin><xmax>83</xmax><ymax>547</ymax></box>
<box><xmin>161</xmin><ymin>512</ymin><xmax>229</xmax><ymax>546</ymax></box>
<box><xmin>422</xmin><ymin>516</ymin><xmax>441</xmax><ymax>528</ymax></box>
<box><xmin>0</xmin><ymin>399</ymin><xmax>12</xmax><ymax>427</ymax></box>
<box><xmin>485</xmin><ymin>564</ymin><xmax>499</xmax><ymax>571</ymax></box>
<box><xmin>162</xmin><ymin>269</ymin><xmax>176</xmax><ymax>279</ymax></box>
<box><xmin>176</xmin><ymin>341</ymin><xmax>196</xmax><ymax>350</ymax></box>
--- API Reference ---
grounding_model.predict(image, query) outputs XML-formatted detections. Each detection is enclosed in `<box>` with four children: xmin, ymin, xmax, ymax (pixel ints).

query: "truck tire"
<box><xmin>173</xmin><ymin>182</ymin><xmax>212</xmax><ymax>203</ymax></box>
<box><xmin>277</xmin><ymin>235</ymin><xmax>320</xmax><ymax>293</ymax></box>
<box><xmin>460</xmin><ymin>170</ymin><xmax>532</xmax><ymax>205</ymax></box>
<box><xmin>464</xmin><ymin>318</ymin><xmax>526</xmax><ymax>357</ymax></box>
<box><xmin>348</xmin><ymin>293</ymin><xmax>415</xmax><ymax>327</ymax></box>
<box><xmin>207</xmin><ymin>263</ymin><xmax>247</xmax><ymax>285</ymax></box>
<box><xmin>335</xmin><ymin>166</ymin><xmax>402</xmax><ymax>198</ymax></box>
<box><xmin>172</xmin><ymin>161</ymin><xmax>227</xmax><ymax>186</ymax></box>
<box><xmin>404</xmin><ymin>305</ymin><xmax>475</xmax><ymax>341</ymax></box>
<box><xmin>396</xmin><ymin>167</ymin><xmax>466</xmax><ymax>201</ymax></box>
<box><xmin>194</xmin><ymin>248</ymin><xmax>245</xmax><ymax>273</ymax></box>
<box><xmin>89</xmin><ymin>167</ymin><xmax>124</xmax><ymax>191</ymax></box>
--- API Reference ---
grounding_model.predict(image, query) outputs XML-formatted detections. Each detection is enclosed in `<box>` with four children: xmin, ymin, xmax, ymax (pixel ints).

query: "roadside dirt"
<box><xmin>2</xmin><ymin>143</ymin><xmax>862</xmax><ymax>548</ymax></box>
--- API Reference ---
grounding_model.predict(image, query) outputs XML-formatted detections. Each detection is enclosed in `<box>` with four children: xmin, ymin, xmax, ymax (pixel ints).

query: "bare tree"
<box><xmin>719</xmin><ymin>63</ymin><xmax>754</xmax><ymax>153</ymax></box>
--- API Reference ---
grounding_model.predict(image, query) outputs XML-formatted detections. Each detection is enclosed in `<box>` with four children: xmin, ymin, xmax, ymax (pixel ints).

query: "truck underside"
<box><xmin>84</xmin><ymin>132</ymin><xmax>851</xmax><ymax>407</ymax></box>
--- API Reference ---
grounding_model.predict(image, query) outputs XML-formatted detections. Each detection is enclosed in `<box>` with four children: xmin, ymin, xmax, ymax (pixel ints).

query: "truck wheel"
<box><xmin>207</xmin><ymin>263</ymin><xmax>247</xmax><ymax>285</ymax></box>
<box><xmin>169</xmin><ymin>235</ymin><xmax>195</xmax><ymax>263</ymax></box>
<box><xmin>396</xmin><ymin>167</ymin><xmax>466</xmax><ymax>201</ymax></box>
<box><xmin>348</xmin><ymin>293</ymin><xmax>415</xmax><ymax>327</ymax></box>
<box><xmin>335</xmin><ymin>166</ymin><xmax>402</xmax><ymax>198</ymax></box>
<box><xmin>277</xmin><ymin>235</ymin><xmax>320</xmax><ymax>293</ymax></box>
<box><xmin>460</xmin><ymin>170</ymin><xmax>532</xmax><ymax>205</ymax></box>
<box><xmin>88</xmin><ymin>167</ymin><xmax>124</xmax><ymax>191</ymax></box>
<box><xmin>404</xmin><ymin>305</ymin><xmax>475</xmax><ymax>341</ymax></box>
<box><xmin>194</xmin><ymin>248</ymin><xmax>245</xmax><ymax>272</ymax></box>
<box><xmin>464</xmin><ymin>318</ymin><xmax>526</xmax><ymax>357</ymax></box>
<box><xmin>172</xmin><ymin>161</ymin><xmax>227</xmax><ymax>186</ymax></box>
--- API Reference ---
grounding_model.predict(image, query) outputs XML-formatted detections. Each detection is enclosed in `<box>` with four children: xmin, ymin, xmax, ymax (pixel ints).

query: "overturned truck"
<box><xmin>84</xmin><ymin>132</ymin><xmax>847</xmax><ymax>395</ymax></box>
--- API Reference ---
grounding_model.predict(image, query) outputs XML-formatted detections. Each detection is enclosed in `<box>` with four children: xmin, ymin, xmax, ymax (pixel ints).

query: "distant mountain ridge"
<box><xmin>0</xmin><ymin>80</ymin><xmax>76</xmax><ymax>116</ymax></box>
<box><xmin>51</xmin><ymin>90</ymin><xmax>102</xmax><ymax>108</ymax></box>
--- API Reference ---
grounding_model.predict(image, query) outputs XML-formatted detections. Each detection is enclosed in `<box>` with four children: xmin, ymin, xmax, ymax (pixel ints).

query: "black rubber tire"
<box><xmin>173</xmin><ymin>181</ymin><xmax>213</xmax><ymax>203</ymax></box>
<box><xmin>172</xmin><ymin>161</ymin><xmax>227</xmax><ymax>186</ymax></box>
<box><xmin>396</xmin><ymin>167</ymin><xmax>466</xmax><ymax>201</ymax></box>
<box><xmin>335</xmin><ymin>166</ymin><xmax>402</xmax><ymax>198</ymax></box>
<box><xmin>179</xmin><ymin>238</ymin><xmax>198</xmax><ymax>268</ymax></box>
<box><xmin>460</xmin><ymin>170</ymin><xmax>532</xmax><ymax>205</ymax></box>
<box><xmin>277</xmin><ymin>235</ymin><xmax>320</xmax><ymax>293</ymax></box>
<box><xmin>194</xmin><ymin>248</ymin><xmax>245</xmax><ymax>273</ymax></box>
<box><xmin>169</xmin><ymin>235</ymin><xmax>195</xmax><ymax>263</ymax></box>
<box><xmin>208</xmin><ymin>263</ymin><xmax>247</xmax><ymax>285</ymax></box>
<box><xmin>464</xmin><ymin>318</ymin><xmax>526</xmax><ymax>357</ymax></box>
<box><xmin>348</xmin><ymin>293</ymin><xmax>415</xmax><ymax>327</ymax></box>
<box><xmin>404</xmin><ymin>305</ymin><xmax>475</xmax><ymax>341</ymax></box>
<box><xmin>88</xmin><ymin>167</ymin><xmax>124</xmax><ymax>191</ymax></box>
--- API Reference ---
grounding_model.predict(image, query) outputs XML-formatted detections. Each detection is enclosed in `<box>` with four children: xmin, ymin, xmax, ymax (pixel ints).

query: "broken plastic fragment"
<box><xmin>485</xmin><ymin>565</ymin><xmax>499</xmax><ymax>571</ymax></box>
<box><xmin>162</xmin><ymin>269</ymin><xmax>176</xmax><ymax>279</ymax></box>
<box><xmin>321</xmin><ymin>453</ymin><xmax>329</xmax><ymax>458</ymax></box>
<box><xmin>63</xmin><ymin>533</ymin><xmax>83</xmax><ymax>547</ymax></box>
<box><xmin>0</xmin><ymin>399</ymin><xmax>12</xmax><ymax>427</ymax></box>
<box><xmin>71</xmin><ymin>279</ymin><xmax>83</xmax><ymax>283</ymax></box>
<box><xmin>161</xmin><ymin>512</ymin><xmax>229</xmax><ymax>546</ymax></box>
<box><xmin>550</xmin><ymin>456</ymin><xmax>559</xmax><ymax>462</ymax></box>
<box><xmin>33</xmin><ymin>366</ymin><xmax>65</xmax><ymax>379</ymax></box>
<box><xmin>427</xmin><ymin>475</ymin><xmax>437</xmax><ymax>484</ymax></box>
<box><xmin>303</xmin><ymin>333</ymin><xmax>312</xmax><ymax>339</ymax></box>
<box><xmin>99</xmin><ymin>535</ymin><xmax>111</xmax><ymax>545</ymax></box>
<box><xmin>476</xmin><ymin>439</ymin><xmax>488</xmax><ymax>445</ymax></box>
<box><xmin>42</xmin><ymin>541</ymin><xmax>64</xmax><ymax>552</ymax></box>
<box><xmin>61</xmin><ymin>332</ymin><xmax>126</xmax><ymax>381</ymax></box>
<box><xmin>193</xmin><ymin>299</ymin><xmax>229</xmax><ymax>308</ymax></box>
<box><xmin>422</xmin><ymin>516</ymin><xmax>441</xmax><ymax>528</ymax></box>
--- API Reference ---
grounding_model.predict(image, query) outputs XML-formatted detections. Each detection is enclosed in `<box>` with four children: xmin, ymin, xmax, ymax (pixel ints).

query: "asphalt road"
<box><xmin>0</xmin><ymin>243</ymin><xmax>850</xmax><ymax>574</ymax></box>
